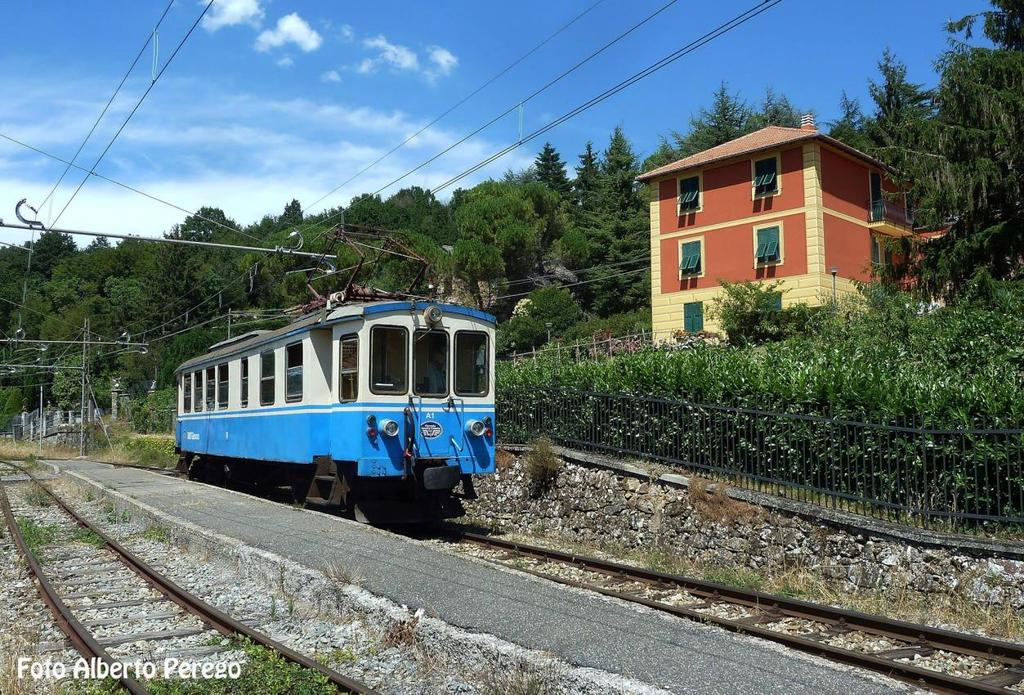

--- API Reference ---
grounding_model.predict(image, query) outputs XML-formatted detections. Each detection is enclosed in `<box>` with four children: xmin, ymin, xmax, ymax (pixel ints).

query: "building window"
<box><xmin>869</xmin><ymin>171</ymin><xmax>884</xmax><ymax>221</ymax></box>
<box><xmin>683</xmin><ymin>301</ymin><xmax>704</xmax><ymax>333</ymax></box>
<box><xmin>755</xmin><ymin>225</ymin><xmax>781</xmax><ymax>264</ymax></box>
<box><xmin>772</xmin><ymin>292</ymin><xmax>783</xmax><ymax>312</ymax></box>
<box><xmin>285</xmin><ymin>342</ymin><xmax>303</xmax><ymax>403</ymax></box>
<box><xmin>205</xmin><ymin>367</ymin><xmax>215</xmax><ymax>411</ymax></box>
<box><xmin>370</xmin><ymin>326</ymin><xmax>408</xmax><ymax>395</ymax></box>
<box><xmin>753</xmin><ymin>156</ymin><xmax>779</xmax><ymax>197</ymax></box>
<box><xmin>260</xmin><ymin>350</ymin><xmax>275</xmax><ymax>406</ymax></box>
<box><xmin>414</xmin><ymin>330</ymin><xmax>448</xmax><ymax>397</ymax></box>
<box><xmin>678</xmin><ymin>175</ymin><xmax>700</xmax><ymax>212</ymax></box>
<box><xmin>240</xmin><ymin>358</ymin><xmax>249</xmax><ymax>408</ymax></box>
<box><xmin>183</xmin><ymin>374</ymin><xmax>192</xmax><ymax>413</ymax></box>
<box><xmin>455</xmin><ymin>331</ymin><xmax>488</xmax><ymax>396</ymax></box>
<box><xmin>339</xmin><ymin>336</ymin><xmax>358</xmax><ymax>402</ymax></box>
<box><xmin>217</xmin><ymin>363</ymin><xmax>228</xmax><ymax>410</ymax></box>
<box><xmin>192</xmin><ymin>371</ymin><xmax>202</xmax><ymax>412</ymax></box>
<box><xmin>871</xmin><ymin>235</ymin><xmax>893</xmax><ymax>267</ymax></box>
<box><xmin>679</xmin><ymin>240</ymin><xmax>702</xmax><ymax>276</ymax></box>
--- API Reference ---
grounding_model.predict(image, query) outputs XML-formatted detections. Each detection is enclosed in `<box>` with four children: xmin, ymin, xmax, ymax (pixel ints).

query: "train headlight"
<box><xmin>467</xmin><ymin>420</ymin><xmax>485</xmax><ymax>437</ymax></box>
<box><xmin>380</xmin><ymin>419</ymin><xmax>400</xmax><ymax>437</ymax></box>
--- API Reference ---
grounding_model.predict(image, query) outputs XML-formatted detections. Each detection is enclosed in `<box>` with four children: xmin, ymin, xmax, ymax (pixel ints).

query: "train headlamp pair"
<box><xmin>367</xmin><ymin>415</ymin><xmax>399</xmax><ymax>439</ymax></box>
<box><xmin>466</xmin><ymin>416</ymin><xmax>493</xmax><ymax>438</ymax></box>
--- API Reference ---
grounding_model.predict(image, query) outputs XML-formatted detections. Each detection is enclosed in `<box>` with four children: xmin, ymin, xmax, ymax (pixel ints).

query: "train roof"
<box><xmin>175</xmin><ymin>300</ymin><xmax>495</xmax><ymax>374</ymax></box>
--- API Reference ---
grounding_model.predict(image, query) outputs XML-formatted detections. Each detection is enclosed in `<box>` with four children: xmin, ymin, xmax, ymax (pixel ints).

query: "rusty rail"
<box><xmin>1</xmin><ymin>460</ymin><xmax>380</xmax><ymax>695</ymax></box>
<box><xmin>453</xmin><ymin>530</ymin><xmax>1024</xmax><ymax>694</ymax></box>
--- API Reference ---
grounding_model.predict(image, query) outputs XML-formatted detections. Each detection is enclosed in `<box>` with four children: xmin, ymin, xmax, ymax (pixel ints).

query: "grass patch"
<box><xmin>70</xmin><ymin>527</ymin><xmax>105</xmax><ymax>548</ymax></box>
<box><xmin>22</xmin><ymin>485</ymin><xmax>52</xmax><ymax>508</ymax></box>
<box><xmin>524</xmin><ymin>438</ymin><xmax>561</xmax><ymax>497</ymax></box>
<box><xmin>315</xmin><ymin>648</ymin><xmax>357</xmax><ymax>666</ymax></box>
<box><xmin>141</xmin><ymin>525</ymin><xmax>171</xmax><ymax>543</ymax></box>
<box><xmin>15</xmin><ymin>518</ymin><xmax>60</xmax><ymax>558</ymax></box>
<box><xmin>478</xmin><ymin>662</ymin><xmax>553</xmax><ymax>695</ymax></box>
<box><xmin>144</xmin><ymin>640</ymin><xmax>336</xmax><ymax>695</ymax></box>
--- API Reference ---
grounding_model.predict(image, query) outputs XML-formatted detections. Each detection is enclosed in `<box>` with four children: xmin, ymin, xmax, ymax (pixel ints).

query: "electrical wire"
<box><xmin>502</xmin><ymin>256</ymin><xmax>651</xmax><ymax>287</ymax></box>
<box><xmin>431</xmin><ymin>0</ymin><xmax>784</xmax><ymax>194</ymax></box>
<box><xmin>301</xmin><ymin>0</ymin><xmax>609</xmax><ymax>215</ymax></box>
<box><xmin>0</xmin><ymin>131</ymin><xmax>267</xmax><ymax>245</ymax></box>
<box><xmin>39</xmin><ymin>0</ymin><xmax>176</xmax><ymax>220</ymax></box>
<box><xmin>49</xmin><ymin>0</ymin><xmax>216</xmax><ymax>228</ymax></box>
<box><xmin>495</xmin><ymin>264</ymin><xmax>647</xmax><ymax>300</ymax></box>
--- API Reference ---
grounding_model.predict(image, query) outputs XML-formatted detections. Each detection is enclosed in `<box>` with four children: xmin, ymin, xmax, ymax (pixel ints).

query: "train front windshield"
<box><xmin>414</xmin><ymin>330</ymin><xmax>448</xmax><ymax>397</ymax></box>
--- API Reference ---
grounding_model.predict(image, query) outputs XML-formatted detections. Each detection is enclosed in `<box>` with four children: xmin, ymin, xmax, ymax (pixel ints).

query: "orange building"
<box><xmin>638</xmin><ymin>115</ymin><xmax>913</xmax><ymax>335</ymax></box>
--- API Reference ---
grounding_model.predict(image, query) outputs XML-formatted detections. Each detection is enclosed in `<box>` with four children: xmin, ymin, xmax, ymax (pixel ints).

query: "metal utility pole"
<box><xmin>38</xmin><ymin>383</ymin><xmax>43</xmax><ymax>453</ymax></box>
<box><xmin>79</xmin><ymin>318</ymin><xmax>87</xmax><ymax>457</ymax></box>
<box><xmin>227</xmin><ymin>309</ymin><xmax>232</xmax><ymax>339</ymax></box>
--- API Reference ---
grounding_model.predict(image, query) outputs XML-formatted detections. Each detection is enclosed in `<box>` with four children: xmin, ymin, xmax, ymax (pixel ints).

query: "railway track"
<box><xmin>446</xmin><ymin>530</ymin><xmax>1024</xmax><ymax>695</ymax></box>
<box><xmin>0</xmin><ymin>460</ymin><xmax>379</xmax><ymax>695</ymax></box>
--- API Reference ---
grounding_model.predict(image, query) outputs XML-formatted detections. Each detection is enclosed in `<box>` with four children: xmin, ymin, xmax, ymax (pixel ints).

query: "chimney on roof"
<box><xmin>800</xmin><ymin>113</ymin><xmax>816</xmax><ymax>131</ymax></box>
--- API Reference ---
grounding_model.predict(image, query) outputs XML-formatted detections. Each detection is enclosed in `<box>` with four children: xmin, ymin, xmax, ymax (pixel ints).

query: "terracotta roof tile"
<box><xmin>638</xmin><ymin>126</ymin><xmax>818</xmax><ymax>181</ymax></box>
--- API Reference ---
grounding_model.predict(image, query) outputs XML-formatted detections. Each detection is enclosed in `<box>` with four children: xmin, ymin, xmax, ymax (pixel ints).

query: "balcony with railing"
<box><xmin>869</xmin><ymin>197</ymin><xmax>913</xmax><ymax>231</ymax></box>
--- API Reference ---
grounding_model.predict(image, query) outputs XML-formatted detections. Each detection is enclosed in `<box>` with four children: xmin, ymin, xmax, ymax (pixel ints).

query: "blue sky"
<box><xmin>0</xmin><ymin>0</ymin><xmax>988</xmax><ymax>244</ymax></box>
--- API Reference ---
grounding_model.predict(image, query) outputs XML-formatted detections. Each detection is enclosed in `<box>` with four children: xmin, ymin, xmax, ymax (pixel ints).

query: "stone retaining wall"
<box><xmin>465</xmin><ymin>450</ymin><xmax>1024</xmax><ymax>608</ymax></box>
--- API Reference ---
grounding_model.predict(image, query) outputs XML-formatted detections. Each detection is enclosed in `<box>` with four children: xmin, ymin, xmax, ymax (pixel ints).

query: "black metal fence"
<box><xmin>498</xmin><ymin>387</ymin><xmax>1024</xmax><ymax>530</ymax></box>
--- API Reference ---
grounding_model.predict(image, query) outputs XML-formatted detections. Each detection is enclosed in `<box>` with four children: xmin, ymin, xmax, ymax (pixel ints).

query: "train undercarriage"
<box><xmin>177</xmin><ymin>453</ymin><xmax>473</xmax><ymax>524</ymax></box>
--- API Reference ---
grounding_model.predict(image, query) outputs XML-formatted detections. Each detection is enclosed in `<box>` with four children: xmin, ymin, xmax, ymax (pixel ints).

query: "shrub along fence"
<box><xmin>498</xmin><ymin>386</ymin><xmax>1024</xmax><ymax>530</ymax></box>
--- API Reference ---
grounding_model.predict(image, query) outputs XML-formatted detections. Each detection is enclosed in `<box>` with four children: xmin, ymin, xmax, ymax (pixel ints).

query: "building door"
<box><xmin>683</xmin><ymin>301</ymin><xmax>703</xmax><ymax>332</ymax></box>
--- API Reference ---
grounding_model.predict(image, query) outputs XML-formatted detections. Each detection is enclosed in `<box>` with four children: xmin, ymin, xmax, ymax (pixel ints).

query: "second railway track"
<box><xmin>0</xmin><ymin>459</ymin><xmax>379</xmax><ymax>695</ymax></box>
<box><xmin>444</xmin><ymin>529</ymin><xmax>1024</xmax><ymax>695</ymax></box>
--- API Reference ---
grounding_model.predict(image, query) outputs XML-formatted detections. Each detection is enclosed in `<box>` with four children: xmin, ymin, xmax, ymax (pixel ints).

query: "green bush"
<box><xmin>711</xmin><ymin>280</ymin><xmax>817</xmax><ymax>346</ymax></box>
<box><xmin>130</xmin><ymin>388</ymin><xmax>176</xmax><ymax>434</ymax></box>
<box><xmin>499</xmin><ymin>285</ymin><xmax>1024</xmax><ymax>428</ymax></box>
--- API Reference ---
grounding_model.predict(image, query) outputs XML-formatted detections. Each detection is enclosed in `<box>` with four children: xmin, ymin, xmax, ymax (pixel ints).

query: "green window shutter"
<box><xmin>678</xmin><ymin>176</ymin><xmax>700</xmax><ymax>210</ymax></box>
<box><xmin>754</xmin><ymin>157</ymin><xmax>778</xmax><ymax>195</ymax></box>
<box><xmin>755</xmin><ymin>226</ymin><xmax>781</xmax><ymax>263</ymax></box>
<box><xmin>683</xmin><ymin>301</ymin><xmax>704</xmax><ymax>332</ymax></box>
<box><xmin>871</xmin><ymin>237</ymin><xmax>880</xmax><ymax>264</ymax></box>
<box><xmin>772</xmin><ymin>293</ymin><xmax>783</xmax><ymax>312</ymax></box>
<box><xmin>679</xmin><ymin>240</ymin><xmax>701</xmax><ymax>274</ymax></box>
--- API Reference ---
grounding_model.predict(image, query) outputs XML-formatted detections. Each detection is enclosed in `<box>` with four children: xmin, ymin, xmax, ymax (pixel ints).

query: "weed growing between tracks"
<box><xmin>15</xmin><ymin>518</ymin><xmax>59</xmax><ymax>558</ymax></box>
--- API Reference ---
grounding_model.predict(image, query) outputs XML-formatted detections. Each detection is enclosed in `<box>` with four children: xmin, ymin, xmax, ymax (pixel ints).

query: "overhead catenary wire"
<box><xmin>49</xmin><ymin>0</ymin><xmax>216</xmax><ymax>229</ymax></box>
<box><xmin>430</xmin><ymin>0</ymin><xmax>784</xmax><ymax>194</ymax></box>
<box><xmin>301</xmin><ymin>0</ymin><xmax>610</xmax><ymax>215</ymax></box>
<box><xmin>38</xmin><ymin>0</ymin><xmax>177</xmax><ymax>220</ymax></box>
<box><xmin>497</xmin><ymin>265</ymin><xmax>650</xmax><ymax>301</ymax></box>
<box><xmin>0</xmin><ymin>131</ymin><xmax>268</xmax><ymax>246</ymax></box>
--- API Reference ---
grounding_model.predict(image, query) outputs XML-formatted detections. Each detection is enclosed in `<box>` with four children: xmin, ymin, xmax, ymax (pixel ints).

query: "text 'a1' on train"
<box><xmin>173</xmin><ymin>300</ymin><xmax>495</xmax><ymax>524</ymax></box>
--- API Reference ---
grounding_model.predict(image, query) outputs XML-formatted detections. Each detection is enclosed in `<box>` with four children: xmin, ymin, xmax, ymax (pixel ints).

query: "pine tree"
<box><xmin>281</xmin><ymin>199</ymin><xmax>303</xmax><ymax>226</ymax></box>
<box><xmin>599</xmin><ymin>127</ymin><xmax>643</xmax><ymax>216</ymax></box>
<box><xmin>534</xmin><ymin>142</ymin><xmax>571</xmax><ymax>197</ymax></box>
<box><xmin>748</xmin><ymin>88</ymin><xmax>802</xmax><ymax>129</ymax></box>
<box><xmin>865</xmin><ymin>50</ymin><xmax>933</xmax><ymax>171</ymax></box>
<box><xmin>672</xmin><ymin>83</ymin><xmax>753</xmax><ymax>156</ymax></box>
<box><xmin>911</xmin><ymin>1</ymin><xmax>1024</xmax><ymax>295</ymax></box>
<box><xmin>572</xmin><ymin>142</ymin><xmax>601</xmax><ymax>214</ymax></box>
<box><xmin>827</xmin><ymin>92</ymin><xmax>873</xmax><ymax>152</ymax></box>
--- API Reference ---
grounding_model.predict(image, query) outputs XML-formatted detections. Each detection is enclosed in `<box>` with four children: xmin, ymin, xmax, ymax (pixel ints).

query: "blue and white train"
<box><xmin>174</xmin><ymin>300</ymin><xmax>495</xmax><ymax>523</ymax></box>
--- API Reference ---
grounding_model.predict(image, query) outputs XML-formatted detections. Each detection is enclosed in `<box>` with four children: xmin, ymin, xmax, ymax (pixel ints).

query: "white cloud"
<box><xmin>255</xmin><ymin>13</ymin><xmax>322</xmax><ymax>53</ymax></box>
<box><xmin>339</xmin><ymin>24</ymin><xmax>354</xmax><ymax>42</ymax></box>
<box><xmin>0</xmin><ymin>76</ymin><xmax>534</xmax><ymax>243</ymax></box>
<box><xmin>276</xmin><ymin>56</ymin><xmax>294</xmax><ymax>68</ymax></box>
<box><xmin>321</xmin><ymin>70</ymin><xmax>341</xmax><ymax>84</ymax></box>
<box><xmin>358</xmin><ymin>35</ymin><xmax>419</xmax><ymax>73</ymax></box>
<box><xmin>201</xmin><ymin>0</ymin><xmax>264</xmax><ymax>32</ymax></box>
<box><xmin>426</xmin><ymin>46</ymin><xmax>457</xmax><ymax>77</ymax></box>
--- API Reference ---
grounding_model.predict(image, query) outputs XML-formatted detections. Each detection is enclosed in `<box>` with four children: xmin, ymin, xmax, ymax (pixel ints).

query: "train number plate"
<box><xmin>419</xmin><ymin>422</ymin><xmax>443</xmax><ymax>439</ymax></box>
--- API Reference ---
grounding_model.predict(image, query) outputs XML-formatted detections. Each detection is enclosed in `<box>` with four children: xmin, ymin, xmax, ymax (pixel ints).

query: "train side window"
<box><xmin>413</xmin><ymin>330</ymin><xmax>448</xmax><ymax>397</ymax></box>
<box><xmin>455</xmin><ymin>331</ymin><xmax>489</xmax><ymax>396</ymax></box>
<box><xmin>339</xmin><ymin>336</ymin><xmax>358</xmax><ymax>402</ymax></box>
<box><xmin>193</xmin><ymin>371</ymin><xmax>203</xmax><ymax>412</ymax></box>
<box><xmin>240</xmin><ymin>358</ymin><xmax>249</xmax><ymax>408</ymax></box>
<box><xmin>217</xmin><ymin>363</ymin><xmax>228</xmax><ymax>409</ymax></box>
<box><xmin>260</xmin><ymin>350</ymin><xmax>275</xmax><ymax>406</ymax></box>
<box><xmin>183</xmin><ymin>374</ymin><xmax>192</xmax><ymax>413</ymax></box>
<box><xmin>370</xmin><ymin>326</ymin><xmax>407</xmax><ymax>395</ymax></box>
<box><xmin>205</xmin><ymin>367</ymin><xmax>215</xmax><ymax>411</ymax></box>
<box><xmin>286</xmin><ymin>342</ymin><xmax>303</xmax><ymax>402</ymax></box>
